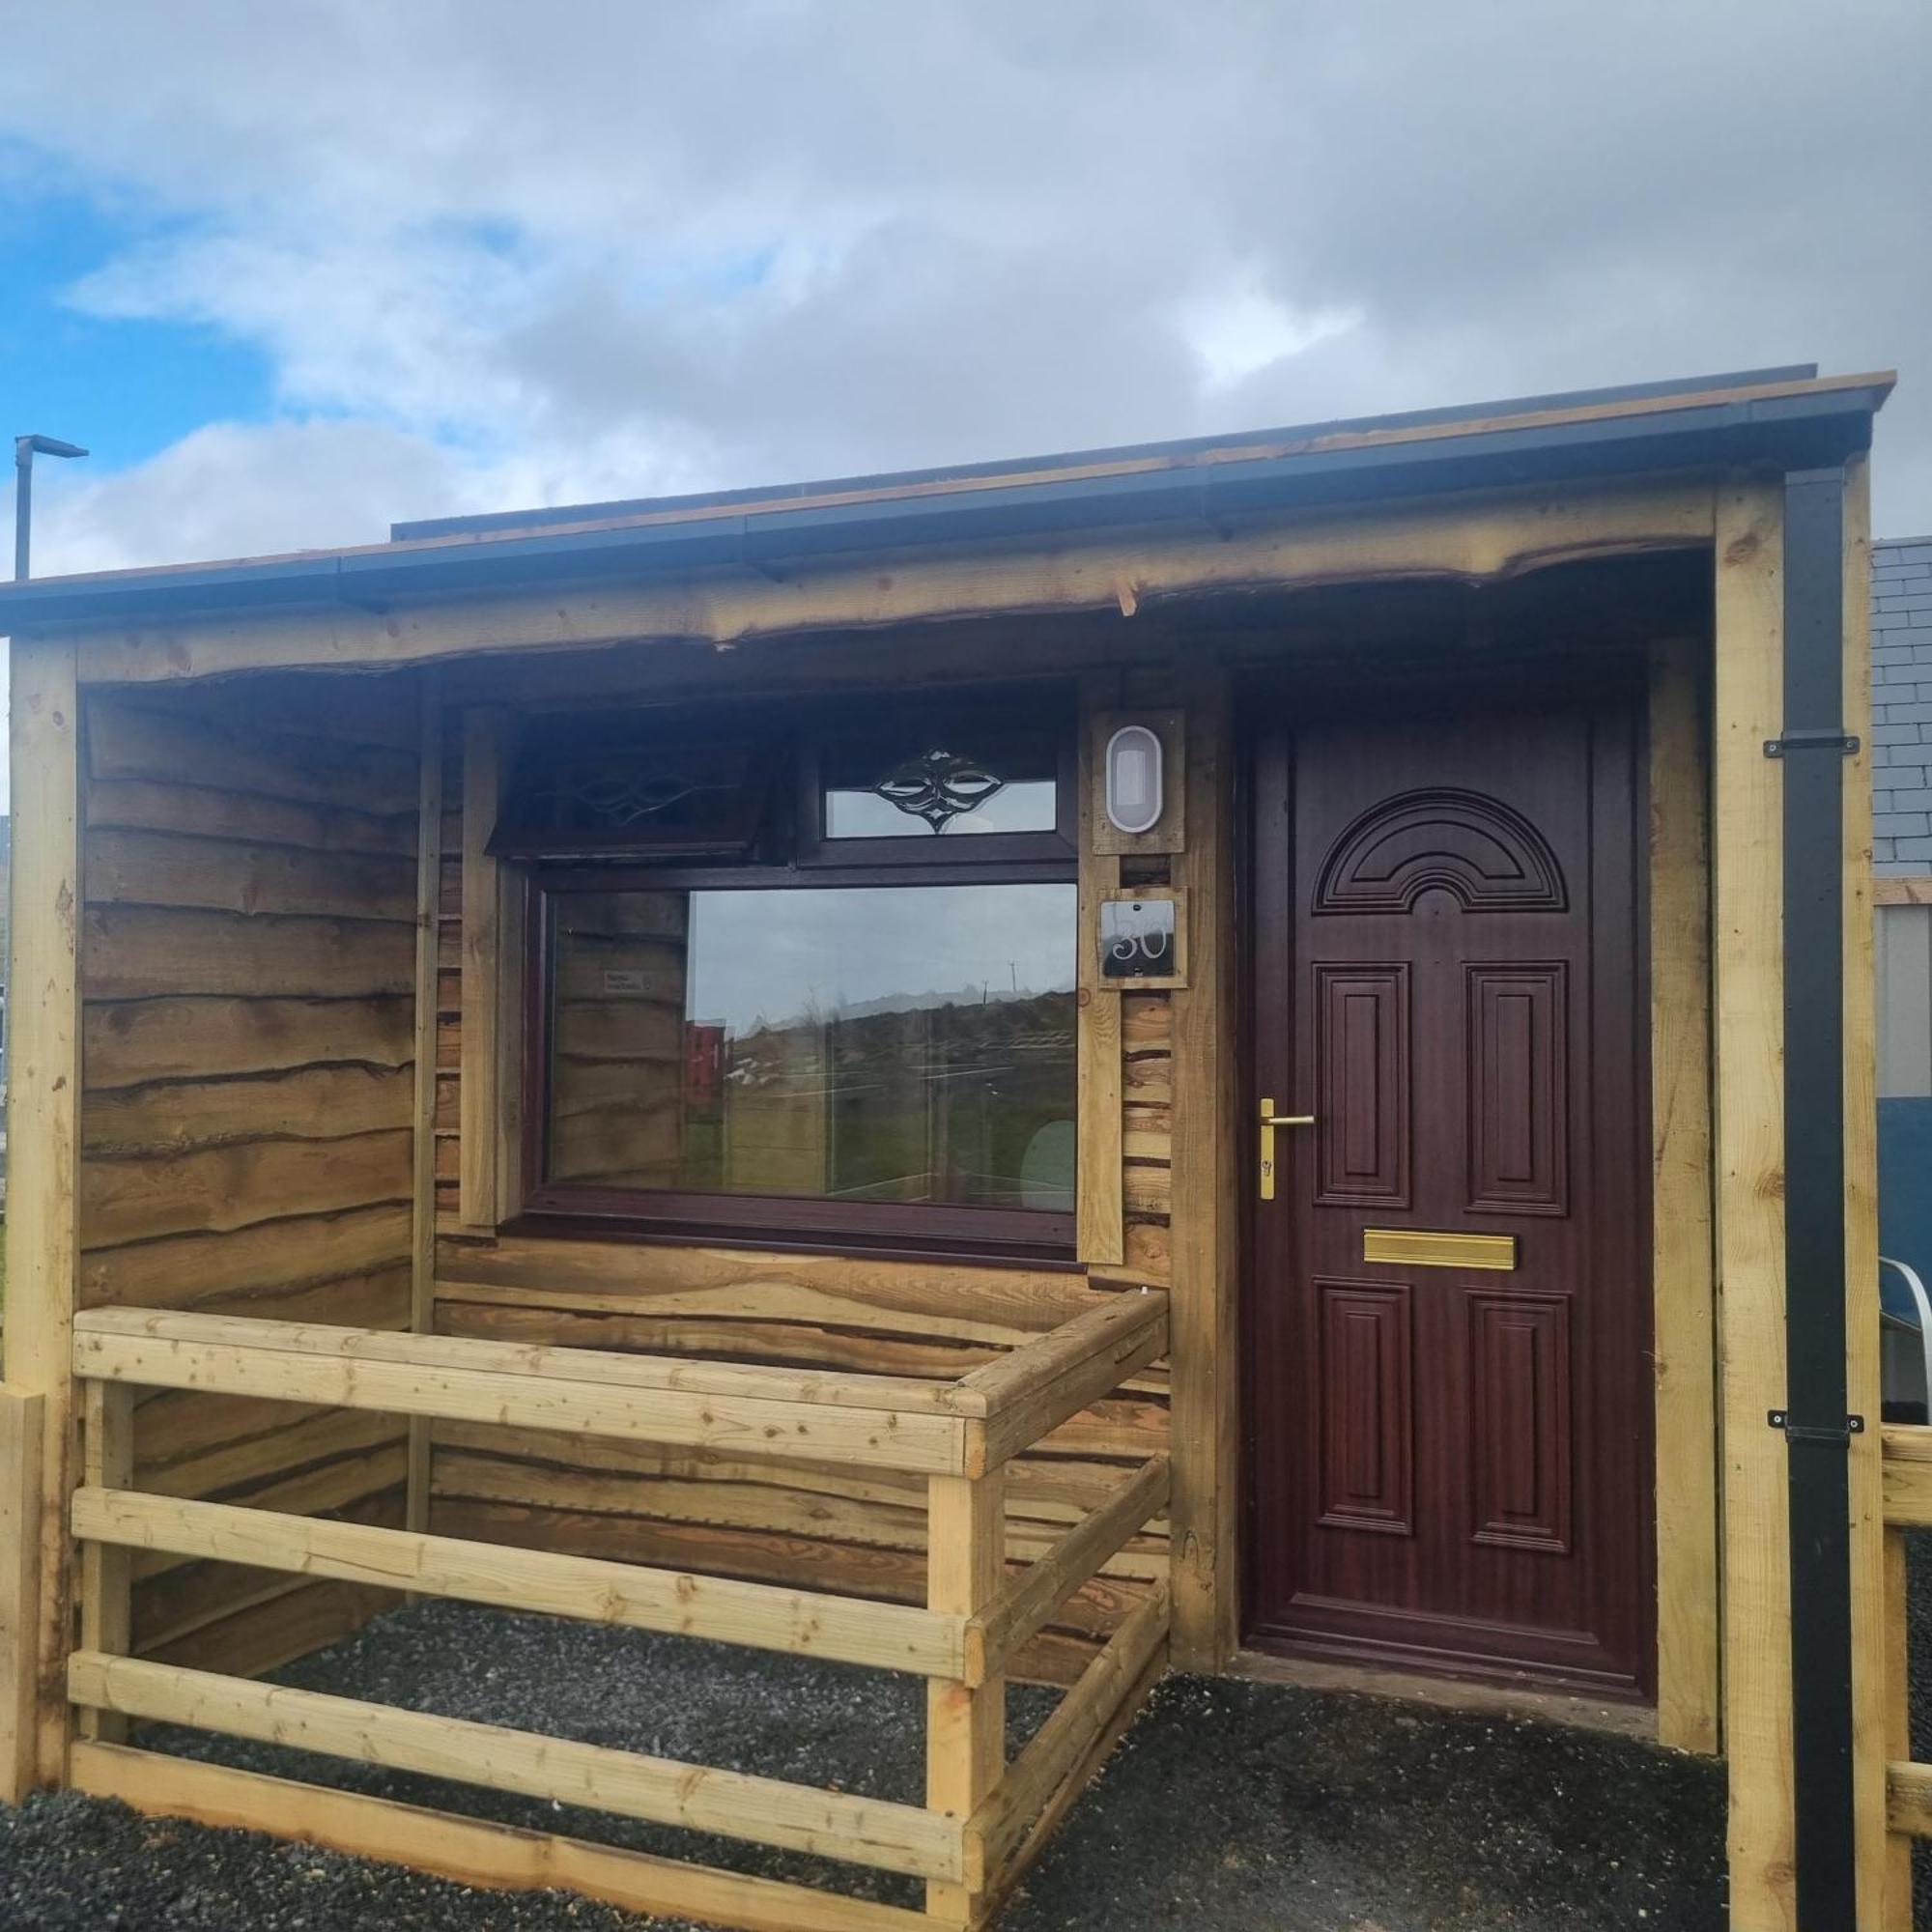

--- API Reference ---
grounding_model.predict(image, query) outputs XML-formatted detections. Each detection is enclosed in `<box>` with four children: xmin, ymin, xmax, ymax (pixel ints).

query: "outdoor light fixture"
<box><xmin>14</xmin><ymin>433</ymin><xmax>90</xmax><ymax>582</ymax></box>
<box><xmin>1103</xmin><ymin>722</ymin><xmax>1163</xmax><ymax>835</ymax></box>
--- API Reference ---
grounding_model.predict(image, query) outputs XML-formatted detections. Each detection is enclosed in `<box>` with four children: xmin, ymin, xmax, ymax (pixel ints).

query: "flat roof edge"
<box><xmin>0</xmin><ymin>369</ymin><xmax>1893</xmax><ymax>634</ymax></box>
<box><xmin>389</xmin><ymin>363</ymin><xmax>1828</xmax><ymax>542</ymax></box>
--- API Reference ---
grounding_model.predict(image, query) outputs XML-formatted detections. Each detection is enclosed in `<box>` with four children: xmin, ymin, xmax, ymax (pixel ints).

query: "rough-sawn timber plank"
<box><xmin>70</xmin><ymin>1742</ymin><xmax>936</xmax><ymax>1932</ymax></box>
<box><xmin>69</xmin><ymin>1651</ymin><xmax>962</xmax><ymax>1881</ymax></box>
<box><xmin>73</xmin><ymin>1486</ymin><xmax>964</xmax><ymax>1678</ymax></box>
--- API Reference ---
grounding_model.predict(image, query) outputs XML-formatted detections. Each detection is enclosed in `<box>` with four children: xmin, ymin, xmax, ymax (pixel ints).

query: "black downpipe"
<box><xmin>1778</xmin><ymin>465</ymin><xmax>1857</xmax><ymax>1929</ymax></box>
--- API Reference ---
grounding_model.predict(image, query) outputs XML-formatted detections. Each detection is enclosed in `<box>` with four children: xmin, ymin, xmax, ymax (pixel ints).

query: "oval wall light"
<box><xmin>1103</xmin><ymin>723</ymin><xmax>1163</xmax><ymax>836</ymax></box>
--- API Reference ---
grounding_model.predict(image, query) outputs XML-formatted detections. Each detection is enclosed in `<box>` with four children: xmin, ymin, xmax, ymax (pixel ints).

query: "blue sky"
<box><xmin>0</xmin><ymin>185</ymin><xmax>274</xmax><ymax>472</ymax></box>
<box><xmin>0</xmin><ymin>0</ymin><xmax>1927</xmax><ymax>814</ymax></box>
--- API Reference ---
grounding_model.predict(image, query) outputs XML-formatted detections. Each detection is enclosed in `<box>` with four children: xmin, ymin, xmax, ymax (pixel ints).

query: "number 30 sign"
<box><xmin>1097</xmin><ymin>890</ymin><xmax>1187</xmax><ymax>989</ymax></box>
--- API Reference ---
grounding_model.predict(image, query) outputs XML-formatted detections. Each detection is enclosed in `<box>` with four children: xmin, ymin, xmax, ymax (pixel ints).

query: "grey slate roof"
<box><xmin>1873</xmin><ymin>536</ymin><xmax>1932</xmax><ymax>874</ymax></box>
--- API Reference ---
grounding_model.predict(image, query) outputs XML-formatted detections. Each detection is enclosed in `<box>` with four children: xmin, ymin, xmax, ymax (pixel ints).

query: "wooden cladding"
<box><xmin>416</xmin><ymin>671</ymin><xmax>1179</xmax><ymax>1682</ymax></box>
<box><xmin>75</xmin><ymin>678</ymin><xmax>418</xmax><ymax>1675</ymax></box>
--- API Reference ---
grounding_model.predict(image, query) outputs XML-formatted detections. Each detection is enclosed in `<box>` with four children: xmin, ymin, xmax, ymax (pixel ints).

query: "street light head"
<box><xmin>14</xmin><ymin>433</ymin><xmax>90</xmax><ymax>579</ymax></box>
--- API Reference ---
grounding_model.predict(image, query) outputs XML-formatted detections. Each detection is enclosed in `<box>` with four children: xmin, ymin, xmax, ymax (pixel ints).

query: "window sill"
<box><xmin>499</xmin><ymin>1205</ymin><xmax>1084</xmax><ymax>1273</ymax></box>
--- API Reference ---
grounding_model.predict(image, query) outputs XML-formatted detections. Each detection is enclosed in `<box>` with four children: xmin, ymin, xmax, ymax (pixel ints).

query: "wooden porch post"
<box><xmin>1648</xmin><ymin>638</ymin><xmax>1721</xmax><ymax>1755</ymax></box>
<box><xmin>1168</xmin><ymin>666</ymin><xmax>1239</xmax><ymax>1670</ymax></box>
<box><xmin>1713</xmin><ymin>465</ymin><xmax>1886</xmax><ymax>1928</ymax></box>
<box><xmin>3</xmin><ymin>633</ymin><xmax>83</xmax><ymax>1791</ymax></box>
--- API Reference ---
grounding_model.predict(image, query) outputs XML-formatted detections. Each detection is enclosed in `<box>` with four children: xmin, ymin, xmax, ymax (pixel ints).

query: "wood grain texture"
<box><xmin>70</xmin><ymin>478</ymin><xmax>1719</xmax><ymax>684</ymax></box>
<box><xmin>428</xmin><ymin>1230</ymin><xmax>1167</xmax><ymax>1674</ymax></box>
<box><xmin>76</xmin><ymin>673</ymin><xmax>421</xmax><ymax>1683</ymax></box>
<box><xmin>1647</xmin><ymin>639</ymin><xmax>1720</xmax><ymax>1755</ymax></box>
<box><xmin>0</xmin><ymin>1391</ymin><xmax>45</xmax><ymax>1801</ymax></box>
<box><xmin>75</xmin><ymin>1486</ymin><xmax>964</xmax><ymax>1677</ymax></box>
<box><xmin>71</xmin><ymin>1743</ymin><xmax>937</xmax><ymax>1932</ymax></box>
<box><xmin>411</xmin><ymin>688</ymin><xmax>444</xmax><ymax>1535</ymax></box>
<box><xmin>7</xmin><ymin>634</ymin><xmax>83</xmax><ymax>1785</ymax></box>
<box><xmin>71</xmin><ymin>1650</ymin><xmax>964</xmax><ymax>1881</ymax></box>
<box><xmin>1167</xmin><ymin>669</ymin><xmax>1239</xmax><ymax>1669</ymax></box>
<box><xmin>85</xmin><ymin>692</ymin><xmax>416</xmax><ymax>812</ymax></box>
<box><xmin>83</xmin><ymin>1065</ymin><xmax>412</xmax><ymax>1156</ymax></box>
<box><xmin>84</xmin><ymin>996</ymin><xmax>412</xmax><ymax>1091</ymax></box>
<box><xmin>82</xmin><ymin>905</ymin><xmax>414</xmax><ymax>1001</ymax></box>
<box><xmin>459</xmin><ymin>709</ymin><xmax>502</xmax><ymax>1231</ymax></box>
<box><xmin>76</xmin><ymin>1380</ymin><xmax>134</xmax><ymax>1745</ymax></box>
<box><xmin>925</xmin><ymin>1469</ymin><xmax>1005</xmax><ymax>1919</ymax></box>
<box><xmin>80</xmin><ymin>1129</ymin><xmax>412</xmax><ymax>1246</ymax></box>
<box><xmin>1712</xmin><ymin>482</ymin><xmax>1795</xmax><ymax>1928</ymax></box>
<box><xmin>83</xmin><ymin>827</ymin><xmax>414</xmax><ymax>921</ymax></box>
<box><xmin>1886</xmin><ymin>1527</ymin><xmax>1914</xmax><ymax>1927</ymax></box>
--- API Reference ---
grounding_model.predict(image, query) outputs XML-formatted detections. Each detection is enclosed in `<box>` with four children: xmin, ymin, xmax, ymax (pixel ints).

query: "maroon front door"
<box><xmin>1247</xmin><ymin>695</ymin><xmax>1651</xmax><ymax>1696</ymax></box>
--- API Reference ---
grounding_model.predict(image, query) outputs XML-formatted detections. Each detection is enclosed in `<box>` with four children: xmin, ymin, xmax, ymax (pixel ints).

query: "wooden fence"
<box><xmin>43</xmin><ymin>1286</ymin><xmax>1172</xmax><ymax>1931</ymax></box>
<box><xmin>1885</xmin><ymin>1423</ymin><xmax>1932</xmax><ymax>1924</ymax></box>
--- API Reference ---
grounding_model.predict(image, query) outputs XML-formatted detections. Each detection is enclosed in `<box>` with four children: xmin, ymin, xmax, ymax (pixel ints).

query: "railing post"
<box><xmin>77</xmin><ymin>1380</ymin><xmax>134</xmax><ymax>1744</ymax></box>
<box><xmin>925</xmin><ymin>1468</ymin><xmax>1005</xmax><ymax>1925</ymax></box>
<box><xmin>0</xmin><ymin>1389</ymin><xmax>45</xmax><ymax>1800</ymax></box>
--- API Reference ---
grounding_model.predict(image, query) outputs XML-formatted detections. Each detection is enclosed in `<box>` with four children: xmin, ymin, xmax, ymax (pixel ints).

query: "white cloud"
<box><xmin>0</xmin><ymin>0</ymin><xmax>1924</xmax><ymax>571</ymax></box>
<box><xmin>1182</xmin><ymin>283</ymin><xmax>1362</xmax><ymax>392</ymax></box>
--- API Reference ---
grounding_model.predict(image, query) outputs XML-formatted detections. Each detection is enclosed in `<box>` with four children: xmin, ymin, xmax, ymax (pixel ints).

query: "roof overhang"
<box><xmin>0</xmin><ymin>366</ymin><xmax>1893</xmax><ymax>635</ymax></box>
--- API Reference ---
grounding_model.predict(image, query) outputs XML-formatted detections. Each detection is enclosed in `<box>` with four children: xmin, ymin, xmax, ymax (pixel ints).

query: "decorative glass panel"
<box><xmin>822</xmin><ymin>734</ymin><xmax>1058</xmax><ymax>838</ymax></box>
<box><xmin>546</xmin><ymin>884</ymin><xmax>1077</xmax><ymax>1211</ymax></box>
<box><xmin>493</xmin><ymin>734</ymin><xmax>770</xmax><ymax>859</ymax></box>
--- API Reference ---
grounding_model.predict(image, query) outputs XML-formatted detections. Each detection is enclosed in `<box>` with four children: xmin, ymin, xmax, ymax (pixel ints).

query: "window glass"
<box><xmin>546</xmin><ymin>884</ymin><xmax>1077</xmax><ymax>1213</ymax></box>
<box><xmin>821</xmin><ymin>736</ymin><xmax>1059</xmax><ymax>838</ymax></box>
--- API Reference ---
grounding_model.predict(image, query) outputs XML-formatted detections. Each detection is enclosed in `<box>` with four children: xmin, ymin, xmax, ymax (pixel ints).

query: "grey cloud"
<box><xmin>0</xmin><ymin>0</ymin><xmax>1925</xmax><ymax>555</ymax></box>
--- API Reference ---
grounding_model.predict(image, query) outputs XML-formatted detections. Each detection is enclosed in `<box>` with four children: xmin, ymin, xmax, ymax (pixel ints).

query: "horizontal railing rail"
<box><xmin>68</xmin><ymin>1650</ymin><xmax>961</xmax><ymax>1881</ymax></box>
<box><xmin>968</xmin><ymin>1583</ymin><xmax>1171</xmax><ymax>1886</ymax></box>
<box><xmin>71</xmin><ymin>1486</ymin><xmax>967</xmax><ymax>1678</ymax></box>
<box><xmin>964</xmin><ymin>1455</ymin><xmax>1169</xmax><ymax>1689</ymax></box>
<box><xmin>71</xmin><ymin>1291</ymin><xmax>1171</xmax><ymax>1481</ymax></box>
<box><xmin>951</xmin><ymin>1292</ymin><xmax>1171</xmax><ymax>1474</ymax></box>
<box><xmin>65</xmin><ymin>1285</ymin><xmax>1176</xmax><ymax>1928</ymax></box>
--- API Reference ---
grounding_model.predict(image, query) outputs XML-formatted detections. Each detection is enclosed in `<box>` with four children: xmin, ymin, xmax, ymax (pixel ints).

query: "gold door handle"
<box><xmin>1258</xmin><ymin>1098</ymin><xmax>1316</xmax><ymax>1201</ymax></box>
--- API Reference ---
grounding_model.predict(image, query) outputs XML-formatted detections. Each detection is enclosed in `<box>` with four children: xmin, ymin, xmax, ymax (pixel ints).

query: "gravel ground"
<box><xmin>0</xmin><ymin>1598</ymin><xmax>1730</xmax><ymax>1931</ymax></box>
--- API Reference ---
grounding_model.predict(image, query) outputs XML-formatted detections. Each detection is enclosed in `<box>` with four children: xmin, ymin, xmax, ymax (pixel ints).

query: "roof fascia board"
<box><xmin>0</xmin><ymin>378</ymin><xmax>1889</xmax><ymax>633</ymax></box>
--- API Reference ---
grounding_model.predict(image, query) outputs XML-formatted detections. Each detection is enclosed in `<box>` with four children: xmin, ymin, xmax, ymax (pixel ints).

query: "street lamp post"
<box><xmin>14</xmin><ymin>434</ymin><xmax>89</xmax><ymax>581</ymax></box>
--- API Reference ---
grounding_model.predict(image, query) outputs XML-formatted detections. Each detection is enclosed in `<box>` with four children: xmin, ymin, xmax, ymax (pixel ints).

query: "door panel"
<box><xmin>1314</xmin><ymin>965</ymin><xmax>1410</xmax><ymax>1207</ymax></box>
<box><xmin>1247</xmin><ymin>697</ymin><xmax>1651</xmax><ymax>1696</ymax></box>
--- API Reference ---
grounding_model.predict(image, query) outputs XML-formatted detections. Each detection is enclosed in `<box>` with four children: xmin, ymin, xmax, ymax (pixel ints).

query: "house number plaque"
<box><xmin>1097</xmin><ymin>889</ymin><xmax>1186</xmax><ymax>989</ymax></box>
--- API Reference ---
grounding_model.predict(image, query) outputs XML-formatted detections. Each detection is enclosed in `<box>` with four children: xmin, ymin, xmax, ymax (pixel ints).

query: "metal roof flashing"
<box><xmin>0</xmin><ymin>367</ymin><xmax>1891</xmax><ymax>634</ymax></box>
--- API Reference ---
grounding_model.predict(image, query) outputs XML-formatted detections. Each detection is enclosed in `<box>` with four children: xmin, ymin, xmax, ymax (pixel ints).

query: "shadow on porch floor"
<box><xmin>0</xmin><ymin>1599</ymin><xmax>1726</xmax><ymax>1930</ymax></box>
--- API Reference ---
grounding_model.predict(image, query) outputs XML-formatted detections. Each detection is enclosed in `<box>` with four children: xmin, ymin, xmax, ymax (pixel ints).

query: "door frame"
<box><xmin>1231</xmin><ymin>652</ymin><xmax>1711</xmax><ymax>1732</ymax></box>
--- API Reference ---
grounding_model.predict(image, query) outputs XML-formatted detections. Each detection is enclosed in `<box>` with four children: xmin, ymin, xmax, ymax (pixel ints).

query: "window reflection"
<box><xmin>547</xmin><ymin>885</ymin><xmax>1077</xmax><ymax>1212</ymax></box>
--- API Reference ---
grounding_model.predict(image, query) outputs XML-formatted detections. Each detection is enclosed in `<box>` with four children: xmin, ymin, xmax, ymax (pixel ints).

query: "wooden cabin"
<box><xmin>0</xmin><ymin>364</ymin><xmax>1915</xmax><ymax>1930</ymax></box>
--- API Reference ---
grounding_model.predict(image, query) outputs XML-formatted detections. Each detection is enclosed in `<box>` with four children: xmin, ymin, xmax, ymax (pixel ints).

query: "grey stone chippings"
<box><xmin>0</xmin><ymin>1598</ymin><xmax>1731</xmax><ymax>1929</ymax></box>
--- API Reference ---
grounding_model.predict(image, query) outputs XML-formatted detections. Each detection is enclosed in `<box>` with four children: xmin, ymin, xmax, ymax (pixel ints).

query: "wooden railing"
<box><xmin>1881</xmin><ymin>1424</ymin><xmax>1932</xmax><ymax>1924</ymax></box>
<box><xmin>61</xmin><ymin>1289</ymin><xmax>1172</xmax><ymax>1931</ymax></box>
